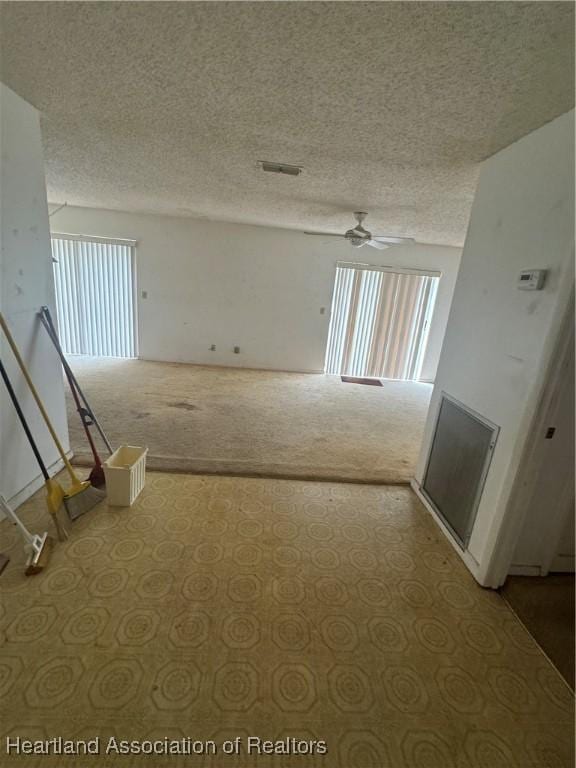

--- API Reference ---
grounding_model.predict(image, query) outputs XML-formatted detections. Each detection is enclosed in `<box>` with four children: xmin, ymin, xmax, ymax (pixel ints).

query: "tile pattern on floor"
<box><xmin>0</xmin><ymin>473</ymin><xmax>573</xmax><ymax>767</ymax></box>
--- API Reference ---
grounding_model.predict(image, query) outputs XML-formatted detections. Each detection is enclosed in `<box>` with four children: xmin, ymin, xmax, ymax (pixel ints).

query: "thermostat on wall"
<box><xmin>517</xmin><ymin>269</ymin><xmax>546</xmax><ymax>290</ymax></box>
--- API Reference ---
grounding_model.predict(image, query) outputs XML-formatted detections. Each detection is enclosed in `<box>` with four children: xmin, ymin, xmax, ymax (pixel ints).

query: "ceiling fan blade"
<box><xmin>303</xmin><ymin>232</ymin><xmax>346</xmax><ymax>237</ymax></box>
<box><xmin>367</xmin><ymin>240</ymin><xmax>390</xmax><ymax>250</ymax></box>
<box><xmin>372</xmin><ymin>236</ymin><xmax>415</xmax><ymax>244</ymax></box>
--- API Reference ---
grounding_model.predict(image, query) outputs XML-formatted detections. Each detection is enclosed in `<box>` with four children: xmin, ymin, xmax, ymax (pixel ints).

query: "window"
<box><xmin>51</xmin><ymin>234</ymin><xmax>137</xmax><ymax>358</ymax></box>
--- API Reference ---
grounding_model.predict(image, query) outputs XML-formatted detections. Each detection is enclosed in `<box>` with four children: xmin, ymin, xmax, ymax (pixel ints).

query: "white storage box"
<box><xmin>103</xmin><ymin>445</ymin><xmax>148</xmax><ymax>507</ymax></box>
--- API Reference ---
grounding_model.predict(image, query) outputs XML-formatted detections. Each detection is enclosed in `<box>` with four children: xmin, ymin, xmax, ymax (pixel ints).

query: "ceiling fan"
<box><xmin>304</xmin><ymin>212</ymin><xmax>415</xmax><ymax>250</ymax></box>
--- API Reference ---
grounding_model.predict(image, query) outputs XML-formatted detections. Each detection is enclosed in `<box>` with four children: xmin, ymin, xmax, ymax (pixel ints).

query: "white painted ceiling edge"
<box><xmin>46</xmin><ymin>201</ymin><xmax>456</xmax><ymax>251</ymax></box>
<box><xmin>1</xmin><ymin>2</ymin><xmax>574</xmax><ymax>247</ymax></box>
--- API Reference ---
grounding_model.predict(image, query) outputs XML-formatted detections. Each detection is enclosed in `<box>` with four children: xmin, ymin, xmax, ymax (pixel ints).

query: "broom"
<box><xmin>0</xmin><ymin>358</ymin><xmax>69</xmax><ymax>541</ymax></box>
<box><xmin>38</xmin><ymin>307</ymin><xmax>107</xmax><ymax>488</ymax></box>
<box><xmin>0</xmin><ymin>495</ymin><xmax>52</xmax><ymax>575</ymax></box>
<box><xmin>0</xmin><ymin>313</ymin><xmax>105</xmax><ymax>521</ymax></box>
<box><xmin>39</xmin><ymin>306</ymin><xmax>113</xmax><ymax>455</ymax></box>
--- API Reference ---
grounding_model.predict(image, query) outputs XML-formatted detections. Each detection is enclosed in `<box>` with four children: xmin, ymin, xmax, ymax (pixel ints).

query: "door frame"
<box><xmin>485</xmin><ymin>287</ymin><xmax>575</xmax><ymax>586</ymax></box>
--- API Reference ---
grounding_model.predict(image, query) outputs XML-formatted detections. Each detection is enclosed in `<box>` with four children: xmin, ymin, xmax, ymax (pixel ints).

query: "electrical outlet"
<box><xmin>210</xmin><ymin>344</ymin><xmax>216</xmax><ymax>351</ymax></box>
<box><xmin>234</xmin><ymin>346</ymin><xmax>240</xmax><ymax>354</ymax></box>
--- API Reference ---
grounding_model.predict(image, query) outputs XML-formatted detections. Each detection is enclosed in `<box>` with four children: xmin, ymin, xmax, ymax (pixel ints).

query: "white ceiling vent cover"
<box><xmin>259</xmin><ymin>161</ymin><xmax>303</xmax><ymax>176</ymax></box>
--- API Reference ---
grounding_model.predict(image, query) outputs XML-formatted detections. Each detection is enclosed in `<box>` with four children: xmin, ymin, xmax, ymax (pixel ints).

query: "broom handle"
<box><xmin>39</xmin><ymin>311</ymin><xmax>103</xmax><ymax>464</ymax></box>
<box><xmin>0</xmin><ymin>494</ymin><xmax>34</xmax><ymax>547</ymax></box>
<box><xmin>60</xmin><ymin>344</ymin><xmax>101</xmax><ymax>466</ymax></box>
<box><xmin>66</xmin><ymin>369</ymin><xmax>102</xmax><ymax>467</ymax></box>
<box><xmin>0</xmin><ymin>358</ymin><xmax>50</xmax><ymax>482</ymax></box>
<box><xmin>0</xmin><ymin>313</ymin><xmax>79</xmax><ymax>484</ymax></box>
<box><xmin>40</xmin><ymin>307</ymin><xmax>113</xmax><ymax>454</ymax></box>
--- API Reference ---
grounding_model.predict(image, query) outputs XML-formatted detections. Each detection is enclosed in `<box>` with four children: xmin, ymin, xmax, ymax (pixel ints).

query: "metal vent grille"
<box><xmin>259</xmin><ymin>161</ymin><xmax>302</xmax><ymax>176</ymax></box>
<box><xmin>422</xmin><ymin>394</ymin><xmax>499</xmax><ymax>547</ymax></box>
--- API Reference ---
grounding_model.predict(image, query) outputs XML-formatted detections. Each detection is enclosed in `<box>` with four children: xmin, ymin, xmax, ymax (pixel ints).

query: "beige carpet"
<box><xmin>65</xmin><ymin>357</ymin><xmax>432</xmax><ymax>483</ymax></box>
<box><xmin>1</xmin><ymin>473</ymin><xmax>574</xmax><ymax>767</ymax></box>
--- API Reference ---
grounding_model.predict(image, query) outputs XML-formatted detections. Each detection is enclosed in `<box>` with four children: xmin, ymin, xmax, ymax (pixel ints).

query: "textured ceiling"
<box><xmin>0</xmin><ymin>2</ymin><xmax>573</xmax><ymax>246</ymax></box>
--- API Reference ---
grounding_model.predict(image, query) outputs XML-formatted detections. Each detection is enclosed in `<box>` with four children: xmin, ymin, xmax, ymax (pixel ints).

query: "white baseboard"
<box><xmin>138</xmin><ymin>356</ymin><xmax>325</xmax><ymax>375</ymax></box>
<box><xmin>410</xmin><ymin>478</ymin><xmax>486</xmax><ymax>586</ymax></box>
<box><xmin>1</xmin><ymin>450</ymin><xmax>74</xmax><ymax>516</ymax></box>
<box><xmin>548</xmin><ymin>554</ymin><xmax>575</xmax><ymax>573</ymax></box>
<box><xmin>507</xmin><ymin>565</ymin><xmax>543</xmax><ymax>576</ymax></box>
<box><xmin>508</xmin><ymin>557</ymin><xmax>576</xmax><ymax>577</ymax></box>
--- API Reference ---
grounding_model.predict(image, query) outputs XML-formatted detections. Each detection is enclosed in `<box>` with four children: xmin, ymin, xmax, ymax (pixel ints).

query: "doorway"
<box><xmin>501</xmin><ymin>290</ymin><xmax>575</xmax><ymax>687</ymax></box>
<box><xmin>51</xmin><ymin>234</ymin><xmax>137</xmax><ymax>358</ymax></box>
<box><xmin>325</xmin><ymin>262</ymin><xmax>439</xmax><ymax>380</ymax></box>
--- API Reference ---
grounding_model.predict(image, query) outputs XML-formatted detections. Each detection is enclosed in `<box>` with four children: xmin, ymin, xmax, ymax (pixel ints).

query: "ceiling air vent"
<box><xmin>258</xmin><ymin>160</ymin><xmax>303</xmax><ymax>177</ymax></box>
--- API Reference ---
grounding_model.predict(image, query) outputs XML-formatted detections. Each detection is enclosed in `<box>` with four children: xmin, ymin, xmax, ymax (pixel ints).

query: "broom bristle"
<box><xmin>25</xmin><ymin>534</ymin><xmax>52</xmax><ymax>576</ymax></box>
<box><xmin>45</xmin><ymin>479</ymin><xmax>69</xmax><ymax>541</ymax></box>
<box><xmin>64</xmin><ymin>485</ymin><xmax>106</xmax><ymax>521</ymax></box>
<box><xmin>88</xmin><ymin>465</ymin><xmax>106</xmax><ymax>488</ymax></box>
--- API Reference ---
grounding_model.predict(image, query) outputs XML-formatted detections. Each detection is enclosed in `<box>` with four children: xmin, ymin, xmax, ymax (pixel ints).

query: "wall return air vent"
<box><xmin>421</xmin><ymin>393</ymin><xmax>499</xmax><ymax>548</ymax></box>
<box><xmin>258</xmin><ymin>160</ymin><xmax>303</xmax><ymax>176</ymax></box>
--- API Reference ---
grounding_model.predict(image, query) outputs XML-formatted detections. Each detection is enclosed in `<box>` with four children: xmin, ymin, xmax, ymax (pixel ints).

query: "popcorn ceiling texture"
<box><xmin>0</xmin><ymin>2</ymin><xmax>574</xmax><ymax>246</ymax></box>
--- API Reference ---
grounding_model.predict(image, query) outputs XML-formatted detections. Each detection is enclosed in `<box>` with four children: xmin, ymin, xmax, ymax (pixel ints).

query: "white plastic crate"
<box><xmin>103</xmin><ymin>445</ymin><xmax>148</xmax><ymax>507</ymax></box>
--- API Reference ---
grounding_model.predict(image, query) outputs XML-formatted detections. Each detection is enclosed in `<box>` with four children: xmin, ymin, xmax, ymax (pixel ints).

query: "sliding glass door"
<box><xmin>325</xmin><ymin>263</ymin><xmax>439</xmax><ymax>381</ymax></box>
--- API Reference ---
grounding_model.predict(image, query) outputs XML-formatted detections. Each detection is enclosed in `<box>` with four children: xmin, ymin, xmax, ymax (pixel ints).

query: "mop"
<box><xmin>39</xmin><ymin>306</ymin><xmax>113</xmax><ymax>455</ymax></box>
<box><xmin>0</xmin><ymin>358</ymin><xmax>69</xmax><ymax>541</ymax></box>
<box><xmin>0</xmin><ymin>313</ymin><xmax>106</xmax><ymax>521</ymax></box>
<box><xmin>38</xmin><ymin>307</ymin><xmax>110</xmax><ymax>487</ymax></box>
<box><xmin>0</xmin><ymin>495</ymin><xmax>52</xmax><ymax>576</ymax></box>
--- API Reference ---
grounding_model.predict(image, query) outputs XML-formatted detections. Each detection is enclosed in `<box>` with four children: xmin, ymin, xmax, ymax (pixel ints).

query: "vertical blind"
<box><xmin>325</xmin><ymin>263</ymin><xmax>439</xmax><ymax>380</ymax></box>
<box><xmin>51</xmin><ymin>235</ymin><xmax>137</xmax><ymax>358</ymax></box>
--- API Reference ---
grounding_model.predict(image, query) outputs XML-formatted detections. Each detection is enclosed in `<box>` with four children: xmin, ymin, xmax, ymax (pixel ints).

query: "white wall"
<box><xmin>49</xmin><ymin>206</ymin><xmax>461</xmax><ymax>380</ymax></box>
<box><xmin>414</xmin><ymin>110</ymin><xmax>575</xmax><ymax>587</ymax></box>
<box><xmin>0</xmin><ymin>83</ymin><xmax>69</xmax><ymax>508</ymax></box>
<box><xmin>550</xmin><ymin>505</ymin><xmax>575</xmax><ymax>573</ymax></box>
<box><xmin>511</xmin><ymin>313</ymin><xmax>574</xmax><ymax>574</ymax></box>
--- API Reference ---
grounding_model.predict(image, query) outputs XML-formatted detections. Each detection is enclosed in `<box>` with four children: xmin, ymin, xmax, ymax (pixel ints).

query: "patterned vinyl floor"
<box><xmin>0</xmin><ymin>473</ymin><xmax>574</xmax><ymax>767</ymax></box>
